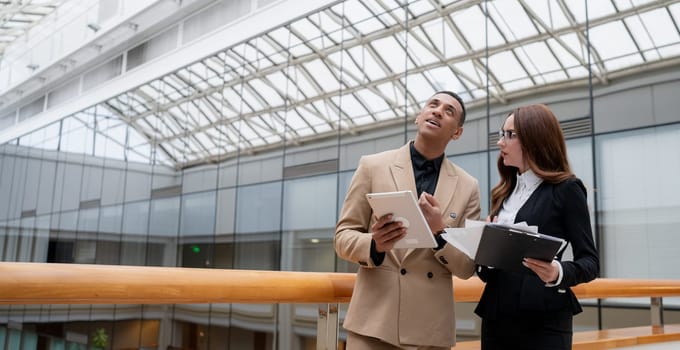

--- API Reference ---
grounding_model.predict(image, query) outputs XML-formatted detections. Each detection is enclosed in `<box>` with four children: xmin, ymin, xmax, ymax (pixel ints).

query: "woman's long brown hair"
<box><xmin>490</xmin><ymin>104</ymin><xmax>574</xmax><ymax>217</ymax></box>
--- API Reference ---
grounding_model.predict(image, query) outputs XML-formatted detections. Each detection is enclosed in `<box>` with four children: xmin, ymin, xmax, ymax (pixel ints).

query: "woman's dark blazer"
<box><xmin>474</xmin><ymin>178</ymin><xmax>599</xmax><ymax>319</ymax></box>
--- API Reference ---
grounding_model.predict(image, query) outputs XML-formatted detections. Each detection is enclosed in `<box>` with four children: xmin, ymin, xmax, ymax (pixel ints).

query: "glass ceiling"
<box><xmin>0</xmin><ymin>0</ymin><xmax>66</xmax><ymax>59</ymax></box>
<box><xmin>11</xmin><ymin>0</ymin><xmax>680</xmax><ymax>169</ymax></box>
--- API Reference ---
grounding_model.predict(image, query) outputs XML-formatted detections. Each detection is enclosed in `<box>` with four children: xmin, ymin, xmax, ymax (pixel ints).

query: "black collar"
<box><xmin>409</xmin><ymin>141</ymin><xmax>444</xmax><ymax>172</ymax></box>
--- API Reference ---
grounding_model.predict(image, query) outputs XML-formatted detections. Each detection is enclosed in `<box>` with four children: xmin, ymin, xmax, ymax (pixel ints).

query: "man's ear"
<box><xmin>451</xmin><ymin>126</ymin><xmax>463</xmax><ymax>140</ymax></box>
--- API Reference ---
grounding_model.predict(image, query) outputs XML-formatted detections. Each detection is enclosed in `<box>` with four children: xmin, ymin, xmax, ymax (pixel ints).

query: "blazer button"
<box><xmin>400</xmin><ymin>268</ymin><xmax>407</xmax><ymax>275</ymax></box>
<box><xmin>427</xmin><ymin>272</ymin><xmax>433</xmax><ymax>279</ymax></box>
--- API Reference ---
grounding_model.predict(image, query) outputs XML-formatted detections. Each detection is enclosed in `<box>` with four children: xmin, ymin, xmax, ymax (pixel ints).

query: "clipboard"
<box><xmin>365</xmin><ymin>190</ymin><xmax>437</xmax><ymax>249</ymax></box>
<box><xmin>474</xmin><ymin>223</ymin><xmax>566</xmax><ymax>273</ymax></box>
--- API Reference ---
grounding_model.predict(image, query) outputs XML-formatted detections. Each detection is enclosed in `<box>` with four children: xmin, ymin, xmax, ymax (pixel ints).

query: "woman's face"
<box><xmin>497</xmin><ymin>114</ymin><xmax>527</xmax><ymax>173</ymax></box>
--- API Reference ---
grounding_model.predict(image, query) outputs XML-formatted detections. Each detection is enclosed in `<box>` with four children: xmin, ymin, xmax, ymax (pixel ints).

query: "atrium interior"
<box><xmin>1</xmin><ymin>0</ymin><xmax>680</xmax><ymax>349</ymax></box>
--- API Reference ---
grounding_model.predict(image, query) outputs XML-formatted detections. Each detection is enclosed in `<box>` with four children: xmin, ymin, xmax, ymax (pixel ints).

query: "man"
<box><xmin>335</xmin><ymin>91</ymin><xmax>481</xmax><ymax>349</ymax></box>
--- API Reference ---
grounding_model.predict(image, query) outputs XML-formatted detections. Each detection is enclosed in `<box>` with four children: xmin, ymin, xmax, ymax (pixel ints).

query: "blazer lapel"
<box><xmin>389</xmin><ymin>144</ymin><xmax>418</xmax><ymax>262</ymax></box>
<box><xmin>389</xmin><ymin>143</ymin><xmax>416</xmax><ymax>192</ymax></box>
<box><xmin>434</xmin><ymin>159</ymin><xmax>459</xmax><ymax>218</ymax></box>
<box><xmin>515</xmin><ymin>182</ymin><xmax>545</xmax><ymax>224</ymax></box>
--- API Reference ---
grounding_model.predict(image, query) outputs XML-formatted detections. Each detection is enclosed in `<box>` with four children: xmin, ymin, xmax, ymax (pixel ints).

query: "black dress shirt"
<box><xmin>410</xmin><ymin>141</ymin><xmax>444</xmax><ymax>198</ymax></box>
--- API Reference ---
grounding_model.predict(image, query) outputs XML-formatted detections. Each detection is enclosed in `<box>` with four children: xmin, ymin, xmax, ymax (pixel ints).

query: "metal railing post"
<box><xmin>650</xmin><ymin>297</ymin><xmax>664</xmax><ymax>327</ymax></box>
<box><xmin>316</xmin><ymin>303</ymin><xmax>339</xmax><ymax>350</ymax></box>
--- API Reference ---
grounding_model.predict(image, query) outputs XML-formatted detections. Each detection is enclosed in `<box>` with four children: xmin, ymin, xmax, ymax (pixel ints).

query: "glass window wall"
<box><xmin>596</xmin><ymin>124</ymin><xmax>680</xmax><ymax>306</ymax></box>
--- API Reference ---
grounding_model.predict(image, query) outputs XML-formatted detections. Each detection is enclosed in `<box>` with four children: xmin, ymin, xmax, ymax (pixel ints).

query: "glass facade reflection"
<box><xmin>1</xmin><ymin>0</ymin><xmax>680</xmax><ymax>349</ymax></box>
<box><xmin>597</xmin><ymin>124</ymin><xmax>680</xmax><ymax>306</ymax></box>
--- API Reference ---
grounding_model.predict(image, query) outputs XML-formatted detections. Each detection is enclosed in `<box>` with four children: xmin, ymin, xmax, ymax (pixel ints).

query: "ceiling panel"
<box><xmin>8</xmin><ymin>0</ymin><xmax>680</xmax><ymax>169</ymax></box>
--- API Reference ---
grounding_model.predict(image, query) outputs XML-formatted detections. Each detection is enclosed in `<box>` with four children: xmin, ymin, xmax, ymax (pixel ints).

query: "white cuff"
<box><xmin>545</xmin><ymin>260</ymin><xmax>563</xmax><ymax>287</ymax></box>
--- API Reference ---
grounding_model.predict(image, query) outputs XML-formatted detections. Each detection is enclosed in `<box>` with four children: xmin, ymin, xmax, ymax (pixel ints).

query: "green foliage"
<box><xmin>91</xmin><ymin>328</ymin><xmax>108</xmax><ymax>349</ymax></box>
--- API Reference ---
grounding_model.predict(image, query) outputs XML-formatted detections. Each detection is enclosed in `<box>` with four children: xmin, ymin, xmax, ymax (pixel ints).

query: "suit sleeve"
<box><xmin>334</xmin><ymin>156</ymin><xmax>377</xmax><ymax>268</ymax></box>
<box><xmin>475</xmin><ymin>176</ymin><xmax>492</xmax><ymax>281</ymax></box>
<box><xmin>434</xmin><ymin>177</ymin><xmax>481</xmax><ymax>279</ymax></box>
<box><xmin>556</xmin><ymin>178</ymin><xmax>599</xmax><ymax>287</ymax></box>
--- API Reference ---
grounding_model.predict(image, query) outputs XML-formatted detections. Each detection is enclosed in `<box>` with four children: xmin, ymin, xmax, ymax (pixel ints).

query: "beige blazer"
<box><xmin>335</xmin><ymin>143</ymin><xmax>480</xmax><ymax>348</ymax></box>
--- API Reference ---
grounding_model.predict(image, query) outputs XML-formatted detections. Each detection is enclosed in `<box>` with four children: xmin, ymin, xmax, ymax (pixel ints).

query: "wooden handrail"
<box><xmin>0</xmin><ymin>263</ymin><xmax>355</xmax><ymax>304</ymax></box>
<box><xmin>1</xmin><ymin>262</ymin><xmax>680</xmax><ymax>305</ymax></box>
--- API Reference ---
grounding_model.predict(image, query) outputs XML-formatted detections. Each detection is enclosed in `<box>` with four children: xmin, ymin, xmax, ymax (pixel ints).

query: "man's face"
<box><xmin>415</xmin><ymin>93</ymin><xmax>463</xmax><ymax>141</ymax></box>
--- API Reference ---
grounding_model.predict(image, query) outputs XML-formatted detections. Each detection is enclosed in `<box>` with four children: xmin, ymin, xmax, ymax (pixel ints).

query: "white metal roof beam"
<box><xmin>518</xmin><ymin>0</ymin><xmax>588</xmax><ymax>80</ymax></box>
<box><xmin>556</xmin><ymin>0</ymin><xmax>609</xmax><ymax>84</ymax></box>
<box><xmin>292</xmin><ymin>41</ymin><xmax>368</xmax><ymax>133</ymax></box>
<box><xmin>0</xmin><ymin>0</ymin><xmax>339</xmax><ymax>144</ymax></box>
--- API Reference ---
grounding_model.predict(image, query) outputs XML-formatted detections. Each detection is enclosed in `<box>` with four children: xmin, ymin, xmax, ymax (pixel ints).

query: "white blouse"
<box><xmin>496</xmin><ymin>169</ymin><xmax>543</xmax><ymax>225</ymax></box>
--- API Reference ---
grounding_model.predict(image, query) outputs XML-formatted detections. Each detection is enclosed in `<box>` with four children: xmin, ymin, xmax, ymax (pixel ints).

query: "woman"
<box><xmin>475</xmin><ymin>104</ymin><xmax>599</xmax><ymax>350</ymax></box>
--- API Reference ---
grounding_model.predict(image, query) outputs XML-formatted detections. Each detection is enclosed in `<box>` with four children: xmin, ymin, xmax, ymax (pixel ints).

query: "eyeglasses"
<box><xmin>498</xmin><ymin>129</ymin><xmax>518</xmax><ymax>140</ymax></box>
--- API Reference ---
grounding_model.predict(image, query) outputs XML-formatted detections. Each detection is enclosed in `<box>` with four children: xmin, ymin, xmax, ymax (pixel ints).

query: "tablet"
<box><xmin>365</xmin><ymin>190</ymin><xmax>437</xmax><ymax>249</ymax></box>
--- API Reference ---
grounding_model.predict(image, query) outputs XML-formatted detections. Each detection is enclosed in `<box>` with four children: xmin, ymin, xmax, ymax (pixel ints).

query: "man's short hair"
<box><xmin>434</xmin><ymin>90</ymin><xmax>466</xmax><ymax>125</ymax></box>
